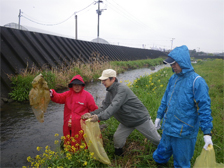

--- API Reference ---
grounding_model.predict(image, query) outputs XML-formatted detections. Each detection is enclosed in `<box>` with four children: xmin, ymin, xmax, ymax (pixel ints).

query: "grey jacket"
<box><xmin>91</xmin><ymin>81</ymin><xmax>150</xmax><ymax>127</ymax></box>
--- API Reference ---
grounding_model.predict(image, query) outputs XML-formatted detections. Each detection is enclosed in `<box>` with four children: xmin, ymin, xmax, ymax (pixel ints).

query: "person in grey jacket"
<box><xmin>82</xmin><ymin>69</ymin><xmax>161</xmax><ymax>156</ymax></box>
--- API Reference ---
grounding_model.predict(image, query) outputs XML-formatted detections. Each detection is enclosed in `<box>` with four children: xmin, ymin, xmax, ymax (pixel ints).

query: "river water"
<box><xmin>0</xmin><ymin>64</ymin><xmax>169</xmax><ymax>168</ymax></box>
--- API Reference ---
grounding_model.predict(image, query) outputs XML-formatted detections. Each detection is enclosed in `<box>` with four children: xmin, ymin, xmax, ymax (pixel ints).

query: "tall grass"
<box><xmin>191</xmin><ymin>59</ymin><xmax>224</xmax><ymax>165</ymax></box>
<box><xmin>8</xmin><ymin>57</ymin><xmax>163</xmax><ymax>102</ymax></box>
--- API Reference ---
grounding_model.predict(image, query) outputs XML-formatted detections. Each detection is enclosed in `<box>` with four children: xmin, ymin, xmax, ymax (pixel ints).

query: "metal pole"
<box><xmin>171</xmin><ymin>38</ymin><xmax>175</xmax><ymax>50</ymax></box>
<box><xmin>96</xmin><ymin>0</ymin><xmax>103</xmax><ymax>42</ymax></box>
<box><xmin>75</xmin><ymin>15</ymin><xmax>77</xmax><ymax>39</ymax></box>
<box><xmin>18</xmin><ymin>9</ymin><xmax>21</xmax><ymax>29</ymax></box>
<box><xmin>97</xmin><ymin>0</ymin><xmax>100</xmax><ymax>39</ymax></box>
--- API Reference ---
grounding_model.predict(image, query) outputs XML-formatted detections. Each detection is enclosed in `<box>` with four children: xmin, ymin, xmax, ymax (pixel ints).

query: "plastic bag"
<box><xmin>80</xmin><ymin>119</ymin><xmax>111</xmax><ymax>165</ymax></box>
<box><xmin>194</xmin><ymin>145</ymin><xmax>224</xmax><ymax>168</ymax></box>
<box><xmin>29</xmin><ymin>73</ymin><xmax>51</xmax><ymax>123</ymax></box>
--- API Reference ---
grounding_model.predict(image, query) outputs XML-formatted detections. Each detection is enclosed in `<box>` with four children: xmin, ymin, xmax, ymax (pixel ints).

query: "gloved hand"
<box><xmin>154</xmin><ymin>118</ymin><xmax>161</xmax><ymax>129</ymax></box>
<box><xmin>90</xmin><ymin>115</ymin><xmax>98</xmax><ymax>122</ymax></box>
<box><xmin>49</xmin><ymin>89</ymin><xmax>53</xmax><ymax>97</ymax></box>
<box><xmin>203</xmin><ymin>135</ymin><xmax>213</xmax><ymax>150</ymax></box>
<box><xmin>81</xmin><ymin>113</ymin><xmax>91</xmax><ymax>119</ymax></box>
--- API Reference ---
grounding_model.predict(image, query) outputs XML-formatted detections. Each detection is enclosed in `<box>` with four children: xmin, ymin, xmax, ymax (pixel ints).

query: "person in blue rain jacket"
<box><xmin>153</xmin><ymin>45</ymin><xmax>213</xmax><ymax>168</ymax></box>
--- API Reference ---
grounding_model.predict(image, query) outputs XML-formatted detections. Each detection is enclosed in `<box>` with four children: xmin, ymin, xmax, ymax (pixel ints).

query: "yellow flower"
<box><xmin>90</xmin><ymin>152</ymin><xmax>94</xmax><ymax>156</ymax></box>
<box><xmin>75</xmin><ymin>143</ymin><xmax>79</xmax><ymax>147</ymax></box>
<box><xmin>83</xmin><ymin>134</ymin><xmax>87</xmax><ymax>138</ymax></box>
<box><xmin>75</xmin><ymin>134</ymin><xmax>79</xmax><ymax>138</ymax></box>
<box><xmin>22</xmin><ymin>166</ymin><xmax>27</xmax><ymax>168</ymax></box>
<box><xmin>66</xmin><ymin>153</ymin><xmax>71</xmax><ymax>158</ymax></box>
<box><xmin>36</xmin><ymin>146</ymin><xmax>41</xmax><ymax>151</ymax></box>
<box><xmin>83</xmin><ymin>161</ymin><xmax>87</xmax><ymax>166</ymax></box>
<box><xmin>79</xmin><ymin>130</ymin><xmax>84</xmax><ymax>134</ymax></box>
<box><xmin>45</xmin><ymin>145</ymin><xmax>49</xmax><ymax>150</ymax></box>
<box><xmin>27</xmin><ymin>156</ymin><xmax>32</xmax><ymax>162</ymax></box>
<box><xmin>158</xmin><ymin>80</ymin><xmax>160</xmax><ymax>82</ymax></box>
<box><xmin>80</xmin><ymin>145</ymin><xmax>84</xmax><ymax>149</ymax></box>
<box><xmin>61</xmin><ymin>136</ymin><xmax>65</xmax><ymax>140</ymax></box>
<box><xmin>151</xmin><ymin>83</ymin><xmax>154</xmax><ymax>86</ymax></box>
<box><xmin>66</xmin><ymin>145</ymin><xmax>71</xmax><ymax>149</ymax></box>
<box><xmin>35</xmin><ymin>155</ymin><xmax>41</xmax><ymax>160</ymax></box>
<box><xmin>34</xmin><ymin>162</ymin><xmax>39</xmax><ymax>167</ymax></box>
<box><xmin>72</xmin><ymin>146</ymin><xmax>76</xmax><ymax>152</ymax></box>
<box><xmin>71</xmin><ymin>137</ymin><xmax>75</xmax><ymax>141</ymax></box>
<box><xmin>82</xmin><ymin>142</ymin><xmax>86</xmax><ymax>148</ymax></box>
<box><xmin>120</xmin><ymin>81</ymin><xmax>123</xmax><ymax>83</ymax></box>
<box><xmin>160</xmin><ymin>85</ymin><xmax>163</xmax><ymax>87</ymax></box>
<box><xmin>54</xmin><ymin>133</ymin><xmax>59</xmax><ymax>137</ymax></box>
<box><xmin>66</xmin><ymin>134</ymin><xmax>70</xmax><ymax>139</ymax></box>
<box><xmin>49</xmin><ymin>150</ymin><xmax>54</xmax><ymax>155</ymax></box>
<box><xmin>31</xmin><ymin>162</ymin><xmax>35</xmax><ymax>166</ymax></box>
<box><xmin>54</xmin><ymin>140</ymin><xmax>59</xmax><ymax>144</ymax></box>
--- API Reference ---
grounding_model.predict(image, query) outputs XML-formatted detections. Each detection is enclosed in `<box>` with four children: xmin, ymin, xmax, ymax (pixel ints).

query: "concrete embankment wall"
<box><xmin>0</xmin><ymin>27</ymin><xmax>168</xmax><ymax>98</ymax></box>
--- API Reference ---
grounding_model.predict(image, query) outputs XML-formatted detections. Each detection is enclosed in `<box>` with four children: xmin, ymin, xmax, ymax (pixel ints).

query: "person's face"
<box><xmin>101</xmin><ymin>77</ymin><xmax>115</xmax><ymax>88</ymax></box>
<box><xmin>171</xmin><ymin>62</ymin><xmax>182</xmax><ymax>74</ymax></box>
<box><xmin>72</xmin><ymin>84</ymin><xmax>82</xmax><ymax>93</ymax></box>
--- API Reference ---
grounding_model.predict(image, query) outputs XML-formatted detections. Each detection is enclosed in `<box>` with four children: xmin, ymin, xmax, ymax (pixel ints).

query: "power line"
<box><xmin>21</xmin><ymin>1</ymin><xmax>95</xmax><ymax>26</ymax></box>
<box><xmin>22</xmin><ymin>13</ymin><xmax>74</xmax><ymax>26</ymax></box>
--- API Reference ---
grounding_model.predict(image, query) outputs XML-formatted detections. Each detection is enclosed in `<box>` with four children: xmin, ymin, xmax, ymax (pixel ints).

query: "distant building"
<box><xmin>4</xmin><ymin>22</ymin><xmax>28</xmax><ymax>31</ymax></box>
<box><xmin>91</xmin><ymin>37</ymin><xmax>109</xmax><ymax>44</ymax></box>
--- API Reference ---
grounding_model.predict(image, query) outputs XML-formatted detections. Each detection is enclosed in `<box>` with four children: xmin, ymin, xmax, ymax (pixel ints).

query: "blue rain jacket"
<box><xmin>157</xmin><ymin>45</ymin><xmax>213</xmax><ymax>138</ymax></box>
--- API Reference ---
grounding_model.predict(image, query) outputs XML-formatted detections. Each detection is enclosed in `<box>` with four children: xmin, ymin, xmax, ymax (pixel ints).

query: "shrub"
<box><xmin>8</xmin><ymin>75</ymin><xmax>34</xmax><ymax>102</ymax></box>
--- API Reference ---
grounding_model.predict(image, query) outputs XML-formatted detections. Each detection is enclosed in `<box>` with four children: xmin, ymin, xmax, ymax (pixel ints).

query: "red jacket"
<box><xmin>51</xmin><ymin>75</ymin><xmax>98</xmax><ymax>144</ymax></box>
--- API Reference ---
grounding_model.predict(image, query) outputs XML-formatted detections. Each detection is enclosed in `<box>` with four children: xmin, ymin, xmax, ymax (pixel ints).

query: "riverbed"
<box><xmin>0</xmin><ymin>64</ymin><xmax>169</xmax><ymax>167</ymax></box>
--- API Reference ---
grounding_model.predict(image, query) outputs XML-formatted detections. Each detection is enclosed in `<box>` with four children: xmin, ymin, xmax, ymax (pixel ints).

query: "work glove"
<box><xmin>81</xmin><ymin>113</ymin><xmax>91</xmax><ymax>119</ymax></box>
<box><xmin>49</xmin><ymin>89</ymin><xmax>53</xmax><ymax>97</ymax></box>
<box><xmin>203</xmin><ymin>135</ymin><xmax>213</xmax><ymax>150</ymax></box>
<box><xmin>90</xmin><ymin>115</ymin><xmax>98</xmax><ymax>122</ymax></box>
<box><xmin>154</xmin><ymin>118</ymin><xmax>161</xmax><ymax>130</ymax></box>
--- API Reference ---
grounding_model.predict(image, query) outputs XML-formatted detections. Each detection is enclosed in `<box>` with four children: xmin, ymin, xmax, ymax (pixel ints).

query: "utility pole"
<box><xmin>18</xmin><ymin>9</ymin><xmax>22</xmax><ymax>29</ymax></box>
<box><xmin>75</xmin><ymin>14</ymin><xmax>77</xmax><ymax>39</ymax></box>
<box><xmin>96</xmin><ymin>0</ymin><xmax>103</xmax><ymax>41</ymax></box>
<box><xmin>96</xmin><ymin>0</ymin><xmax>106</xmax><ymax>42</ymax></box>
<box><xmin>171</xmin><ymin>38</ymin><xmax>175</xmax><ymax>50</ymax></box>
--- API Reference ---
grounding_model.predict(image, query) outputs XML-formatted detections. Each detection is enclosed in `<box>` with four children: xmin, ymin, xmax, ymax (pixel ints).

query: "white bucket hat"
<box><xmin>98</xmin><ymin>69</ymin><xmax>116</xmax><ymax>80</ymax></box>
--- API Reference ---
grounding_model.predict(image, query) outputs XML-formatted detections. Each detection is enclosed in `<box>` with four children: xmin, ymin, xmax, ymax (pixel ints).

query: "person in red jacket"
<box><xmin>50</xmin><ymin>75</ymin><xmax>98</xmax><ymax>150</ymax></box>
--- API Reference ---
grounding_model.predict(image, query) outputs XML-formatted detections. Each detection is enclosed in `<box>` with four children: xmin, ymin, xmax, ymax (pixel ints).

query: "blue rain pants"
<box><xmin>153</xmin><ymin>134</ymin><xmax>197</xmax><ymax>168</ymax></box>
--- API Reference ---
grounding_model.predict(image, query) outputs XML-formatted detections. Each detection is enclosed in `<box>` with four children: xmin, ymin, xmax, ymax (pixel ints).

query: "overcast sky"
<box><xmin>0</xmin><ymin>0</ymin><xmax>223</xmax><ymax>53</ymax></box>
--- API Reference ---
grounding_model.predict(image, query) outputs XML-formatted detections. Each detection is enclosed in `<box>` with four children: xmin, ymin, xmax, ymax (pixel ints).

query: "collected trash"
<box><xmin>29</xmin><ymin>73</ymin><xmax>51</xmax><ymax>123</ymax></box>
<box><xmin>80</xmin><ymin>119</ymin><xmax>111</xmax><ymax>165</ymax></box>
<box><xmin>194</xmin><ymin>145</ymin><xmax>224</xmax><ymax>168</ymax></box>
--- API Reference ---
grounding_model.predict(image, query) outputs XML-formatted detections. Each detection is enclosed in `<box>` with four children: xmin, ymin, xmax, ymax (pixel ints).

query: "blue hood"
<box><xmin>168</xmin><ymin>45</ymin><xmax>194</xmax><ymax>74</ymax></box>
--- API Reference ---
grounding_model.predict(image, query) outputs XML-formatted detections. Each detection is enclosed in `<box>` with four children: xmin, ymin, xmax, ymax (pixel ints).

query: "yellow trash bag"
<box><xmin>80</xmin><ymin>119</ymin><xmax>111</xmax><ymax>165</ymax></box>
<box><xmin>194</xmin><ymin>145</ymin><xmax>224</xmax><ymax>168</ymax></box>
<box><xmin>29</xmin><ymin>73</ymin><xmax>51</xmax><ymax>123</ymax></box>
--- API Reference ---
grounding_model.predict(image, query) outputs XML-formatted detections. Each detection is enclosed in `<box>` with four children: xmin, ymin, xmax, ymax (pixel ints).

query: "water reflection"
<box><xmin>0</xmin><ymin>64</ymin><xmax>169</xmax><ymax>167</ymax></box>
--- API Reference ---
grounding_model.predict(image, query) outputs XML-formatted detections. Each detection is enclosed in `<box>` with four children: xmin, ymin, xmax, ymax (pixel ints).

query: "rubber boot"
<box><xmin>114</xmin><ymin>148</ymin><xmax>123</xmax><ymax>156</ymax></box>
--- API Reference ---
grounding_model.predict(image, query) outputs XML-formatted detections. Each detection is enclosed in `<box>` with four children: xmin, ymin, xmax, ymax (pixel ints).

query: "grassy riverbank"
<box><xmin>9</xmin><ymin>58</ymin><xmax>163</xmax><ymax>102</ymax></box>
<box><xmin>24</xmin><ymin>59</ymin><xmax>223</xmax><ymax>168</ymax></box>
<box><xmin>102</xmin><ymin>58</ymin><xmax>224</xmax><ymax>167</ymax></box>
